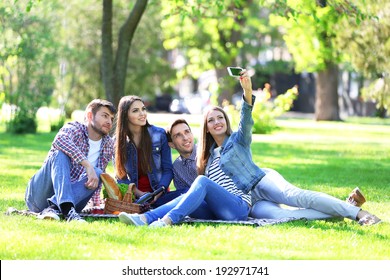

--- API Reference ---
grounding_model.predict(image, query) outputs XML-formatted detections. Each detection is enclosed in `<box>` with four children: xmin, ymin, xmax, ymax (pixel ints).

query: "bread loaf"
<box><xmin>100</xmin><ymin>173</ymin><xmax>123</xmax><ymax>201</ymax></box>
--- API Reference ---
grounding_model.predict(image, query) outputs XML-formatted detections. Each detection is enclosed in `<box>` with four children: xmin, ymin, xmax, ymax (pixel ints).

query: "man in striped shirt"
<box><xmin>25</xmin><ymin>99</ymin><xmax>116</xmax><ymax>222</ymax></box>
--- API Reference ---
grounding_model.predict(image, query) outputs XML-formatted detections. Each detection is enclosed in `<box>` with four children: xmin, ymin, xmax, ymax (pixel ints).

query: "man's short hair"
<box><xmin>85</xmin><ymin>99</ymin><xmax>117</xmax><ymax>120</ymax></box>
<box><xmin>166</xmin><ymin>118</ymin><xmax>190</xmax><ymax>142</ymax></box>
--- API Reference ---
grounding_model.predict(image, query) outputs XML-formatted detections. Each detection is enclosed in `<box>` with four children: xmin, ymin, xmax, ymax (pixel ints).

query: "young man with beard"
<box><xmin>25</xmin><ymin>99</ymin><xmax>116</xmax><ymax>222</ymax></box>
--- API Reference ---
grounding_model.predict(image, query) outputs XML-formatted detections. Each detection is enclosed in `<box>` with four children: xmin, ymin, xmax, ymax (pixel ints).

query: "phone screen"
<box><xmin>227</xmin><ymin>67</ymin><xmax>243</xmax><ymax>77</ymax></box>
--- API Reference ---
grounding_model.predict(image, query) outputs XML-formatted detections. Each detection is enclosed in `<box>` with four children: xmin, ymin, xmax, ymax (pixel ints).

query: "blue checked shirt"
<box><xmin>172</xmin><ymin>144</ymin><xmax>198</xmax><ymax>190</ymax></box>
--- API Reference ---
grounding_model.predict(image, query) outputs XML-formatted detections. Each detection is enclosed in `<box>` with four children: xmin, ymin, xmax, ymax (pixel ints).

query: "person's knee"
<box><xmin>190</xmin><ymin>175</ymin><xmax>209</xmax><ymax>193</ymax></box>
<box><xmin>51</xmin><ymin>150</ymin><xmax>71</xmax><ymax>166</ymax></box>
<box><xmin>193</xmin><ymin>175</ymin><xmax>208</xmax><ymax>186</ymax></box>
<box><xmin>251</xmin><ymin>201</ymin><xmax>284</xmax><ymax>219</ymax></box>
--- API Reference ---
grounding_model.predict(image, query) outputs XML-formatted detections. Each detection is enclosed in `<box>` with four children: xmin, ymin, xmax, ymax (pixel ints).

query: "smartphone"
<box><xmin>227</xmin><ymin>67</ymin><xmax>243</xmax><ymax>77</ymax></box>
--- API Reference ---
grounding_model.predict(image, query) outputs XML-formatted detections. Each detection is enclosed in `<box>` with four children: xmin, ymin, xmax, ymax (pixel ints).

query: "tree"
<box><xmin>334</xmin><ymin>0</ymin><xmax>390</xmax><ymax>118</ymax></box>
<box><xmin>268</xmin><ymin>0</ymin><xmax>368</xmax><ymax>121</ymax></box>
<box><xmin>6</xmin><ymin>0</ymin><xmax>179</xmax><ymax>117</ymax></box>
<box><xmin>101</xmin><ymin>0</ymin><xmax>148</xmax><ymax>108</ymax></box>
<box><xmin>160</xmin><ymin>0</ymin><xmax>249</xmax><ymax>103</ymax></box>
<box><xmin>0</xmin><ymin>0</ymin><xmax>59</xmax><ymax>133</ymax></box>
<box><xmin>160</xmin><ymin>0</ymin><xmax>288</xmax><ymax>104</ymax></box>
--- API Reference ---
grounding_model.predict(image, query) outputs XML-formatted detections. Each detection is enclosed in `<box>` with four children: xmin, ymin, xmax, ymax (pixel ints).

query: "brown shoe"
<box><xmin>346</xmin><ymin>187</ymin><xmax>366</xmax><ymax>207</ymax></box>
<box><xmin>357</xmin><ymin>210</ymin><xmax>381</xmax><ymax>226</ymax></box>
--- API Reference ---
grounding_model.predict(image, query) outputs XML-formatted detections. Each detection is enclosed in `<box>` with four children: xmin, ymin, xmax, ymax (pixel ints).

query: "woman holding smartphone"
<box><xmin>119</xmin><ymin>72</ymin><xmax>380</xmax><ymax>227</ymax></box>
<box><xmin>197</xmin><ymin>70</ymin><xmax>381</xmax><ymax>226</ymax></box>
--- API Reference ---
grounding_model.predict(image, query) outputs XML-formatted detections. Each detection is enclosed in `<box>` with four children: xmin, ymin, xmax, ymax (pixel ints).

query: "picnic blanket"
<box><xmin>181</xmin><ymin>216</ymin><xmax>300</xmax><ymax>226</ymax></box>
<box><xmin>5</xmin><ymin>207</ymin><xmax>301</xmax><ymax>227</ymax></box>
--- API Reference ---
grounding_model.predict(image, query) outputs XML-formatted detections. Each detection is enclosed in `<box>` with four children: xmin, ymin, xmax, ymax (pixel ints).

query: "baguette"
<box><xmin>100</xmin><ymin>173</ymin><xmax>123</xmax><ymax>201</ymax></box>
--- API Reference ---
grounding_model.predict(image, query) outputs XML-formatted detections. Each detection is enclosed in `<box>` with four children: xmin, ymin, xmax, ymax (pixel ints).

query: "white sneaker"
<box><xmin>149</xmin><ymin>218</ymin><xmax>168</xmax><ymax>228</ymax></box>
<box><xmin>118</xmin><ymin>212</ymin><xmax>146</xmax><ymax>226</ymax></box>
<box><xmin>37</xmin><ymin>207</ymin><xmax>61</xmax><ymax>221</ymax></box>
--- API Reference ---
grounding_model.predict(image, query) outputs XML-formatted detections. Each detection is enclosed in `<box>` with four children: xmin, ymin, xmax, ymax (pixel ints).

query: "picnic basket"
<box><xmin>104</xmin><ymin>184</ymin><xmax>144</xmax><ymax>214</ymax></box>
<box><xmin>100</xmin><ymin>173</ymin><xmax>151</xmax><ymax>214</ymax></box>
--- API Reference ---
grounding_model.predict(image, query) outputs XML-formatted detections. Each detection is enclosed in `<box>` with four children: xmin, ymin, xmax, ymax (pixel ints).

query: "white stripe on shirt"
<box><xmin>208</xmin><ymin>147</ymin><xmax>252</xmax><ymax>206</ymax></box>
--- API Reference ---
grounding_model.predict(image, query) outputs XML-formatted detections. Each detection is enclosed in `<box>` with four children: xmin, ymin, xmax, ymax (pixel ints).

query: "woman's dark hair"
<box><xmin>115</xmin><ymin>95</ymin><xmax>152</xmax><ymax>179</ymax></box>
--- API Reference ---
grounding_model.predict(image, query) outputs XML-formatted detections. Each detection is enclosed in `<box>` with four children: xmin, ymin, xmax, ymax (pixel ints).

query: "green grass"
<box><xmin>0</xmin><ymin>117</ymin><xmax>389</xmax><ymax>260</ymax></box>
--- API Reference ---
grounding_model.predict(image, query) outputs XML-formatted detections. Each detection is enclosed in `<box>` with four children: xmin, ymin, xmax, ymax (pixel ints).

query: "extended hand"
<box><xmin>239</xmin><ymin>70</ymin><xmax>253</xmax><ymax>105</ymax></box>
<box><xmin>85</xmin><ymin>165</ymin><xmax>99</xmax><ymax>190</ymax></box>
<box><xmin>239</xmin><ymin>70</ymin><xmax>252</xmax><ymax>92</ymax></box>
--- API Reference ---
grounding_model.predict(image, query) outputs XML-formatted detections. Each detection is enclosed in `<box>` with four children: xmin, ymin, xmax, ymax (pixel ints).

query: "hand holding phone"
<box><xmin>227</xmin><ymin>67</ymin><xmax>243</xmax><ymax>77</ymax></box>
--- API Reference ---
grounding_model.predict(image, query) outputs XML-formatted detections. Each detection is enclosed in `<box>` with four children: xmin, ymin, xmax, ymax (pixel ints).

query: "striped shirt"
<box><xmin>208</xmin><ymin>147</ymin><xmax>252</xmax><ymax>206</ymax></box>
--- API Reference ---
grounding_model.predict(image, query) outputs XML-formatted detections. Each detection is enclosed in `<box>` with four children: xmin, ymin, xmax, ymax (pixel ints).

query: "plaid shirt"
<box><xmin>47</xmin><ymin>121</ymin><xmax>114</xmax><ymax>204</ymax></box>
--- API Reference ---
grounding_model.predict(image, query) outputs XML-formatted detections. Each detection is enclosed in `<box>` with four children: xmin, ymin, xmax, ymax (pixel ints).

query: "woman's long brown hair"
<box><xmin>196</xmin><ymin>106</ymin><xmax>232</xmax><ymax>175</ymax></box>
<box><xmin>115</xmin><ymin>95</ymin><xmax>152</xmax><ymax>180</ymax></box>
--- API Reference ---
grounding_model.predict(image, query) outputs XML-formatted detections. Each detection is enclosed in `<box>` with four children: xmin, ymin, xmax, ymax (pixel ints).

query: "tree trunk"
<box><xmin>101</xmin><ymin>0</ymin><xmax>114</xmax><ymax>103</ymax></box>
<box><xmin>112</xmin><ymin>0</ymin><xmax>148</xmax><ymax>108</ymax></box>
<box><xmin>101</xmin><ymin>0</ymin><xmax>148</xmax><ymax>108</ymax></box>
<box><xmin>315</xmin><ymin>63</ymin><xmax>341</xmax><ymax>121</ymax></box>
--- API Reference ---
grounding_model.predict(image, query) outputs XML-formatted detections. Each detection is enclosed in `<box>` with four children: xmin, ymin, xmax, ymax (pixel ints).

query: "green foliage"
<box><xmin>102</xmin><ymin>183</ymin><xmax>133</xmax><ymax>200</ymax></box>
<box><xmin>361</xmin><ymin>76</ymin><xmax>389</xmax><ymax>118</ymax></box>
<box><xmin>49</xmin><ymin>116</ymin><xmax>65</xmax><ymax>132</ymax></box>
<box><xmin>0</xmin><ymin>92</ymin><xmax>4</xmax><ymax>107</ymax></box>
<box><xmin>226</xmin><ymin>85</ymin><xmax>298</xmax><ymax>134</ymax></box>
<box><xmin>5</xmin><ymin>110</ymin><xmax>37</xmax><ymax>134</ymax></box>
<box><xmin>267</xmin><ymin>0</ymin><xmax>373</xmax><ymax>73</ymax></box>
<box><xmin>333</xmin><ymin>0</ymin><xmax>390</xmax><ymax>118</ymax></box>
<box><xmin>1</xmin><ymin>0</ymin><xmax>59</xmax><ymax>133</ymax></box>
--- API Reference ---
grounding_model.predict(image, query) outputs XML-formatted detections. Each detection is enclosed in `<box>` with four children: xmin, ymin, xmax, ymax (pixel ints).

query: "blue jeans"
<box><xmin>25</xmin><ymin>150</ymin><xmax>101</xmax><ymax>213</ymax></box>
<box><xmin>250</xmin><ymin>168</ymin><xmax>361</xmax><ymax>220</ymax></box>
<box><xmin>152</xmin><ymin>187</ymin><xmax>189</xmax><ymax>208</ymax></box>
<box><xmin>144</xmin><ymin>175</ymin><xmax>250</xmax><ymax>224</ymax></box>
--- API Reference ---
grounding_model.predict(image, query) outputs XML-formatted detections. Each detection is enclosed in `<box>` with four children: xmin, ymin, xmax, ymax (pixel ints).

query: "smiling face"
<box><xmin>169</xmin><ymin>122</ymin><xmax>194</xmax><ymax>158</ymax></box>
<box><xmin>206</xmin><ymin>109</ymin><xmax>228</xmax><ymax>138</ymax></box>
<box><xmin>127</xmin><ymin>100</ymin><xmax>147</xmax><ymax>128</ymax></box>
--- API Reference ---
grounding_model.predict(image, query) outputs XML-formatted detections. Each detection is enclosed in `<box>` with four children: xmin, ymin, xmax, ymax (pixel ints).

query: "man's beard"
<box><xmin>91</xmin><ymin>121</ymin><xmax>108</xmax><ymax>136</ymax></box>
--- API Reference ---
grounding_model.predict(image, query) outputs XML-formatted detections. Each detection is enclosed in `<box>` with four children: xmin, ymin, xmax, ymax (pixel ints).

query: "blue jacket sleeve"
<box><xmin>157</xmin><ymin>131</ymin><xmax>174</xmax><ymax>188</ymax></box>
<box><xmin>235</xmin><ymin>94</ymin><xmax>256</xmax><ymax>147</ymax></box>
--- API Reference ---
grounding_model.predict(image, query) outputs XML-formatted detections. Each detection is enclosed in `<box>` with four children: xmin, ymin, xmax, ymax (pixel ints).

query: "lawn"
<box><xmin>0</xmin><ymin>116</ymin><xmax>389</xmax><ymax>260</ymax></box>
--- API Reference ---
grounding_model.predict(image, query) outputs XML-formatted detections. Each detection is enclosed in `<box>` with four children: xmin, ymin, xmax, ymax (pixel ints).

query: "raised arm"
<box><xmin>239</xmin><ymin>70</ymin><xmax>252</xmax><ymax>106</ymax></box>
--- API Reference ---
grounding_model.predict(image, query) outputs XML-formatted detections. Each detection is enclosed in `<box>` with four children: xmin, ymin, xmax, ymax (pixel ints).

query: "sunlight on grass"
<box><xmin>0</xmin><ymin>117</ymin><xmax>389</xmax><ymax>260</ymax></box>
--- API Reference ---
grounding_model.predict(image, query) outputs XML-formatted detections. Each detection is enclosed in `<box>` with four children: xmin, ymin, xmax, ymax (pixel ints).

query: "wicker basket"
<box><xmin>104</xmin><ymin>198</ymin><xmax>142</xmax><ymax>214</ymax></box>
<box><xmin>104</xmin><ymin>183</ymin><xmax>143</xmax><ymax>214</ymax></box>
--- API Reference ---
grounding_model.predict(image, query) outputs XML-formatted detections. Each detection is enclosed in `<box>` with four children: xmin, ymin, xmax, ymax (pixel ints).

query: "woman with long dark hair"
<box><xmin>114</xmin><ymin>95</ymin><xmax>174</xmax><ymax>207</ymax></box>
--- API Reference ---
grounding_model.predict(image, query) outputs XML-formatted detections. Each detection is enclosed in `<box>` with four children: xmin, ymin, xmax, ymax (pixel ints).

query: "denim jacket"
<box><xmin>205</xmin><ymin>95</ymin><xmax>266</xmax><ymax>193</ymax></box>
<box><xmin>117</xmin><ymin>125</ymin><xmax>173</xmax><ymax>191</ymax></box>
